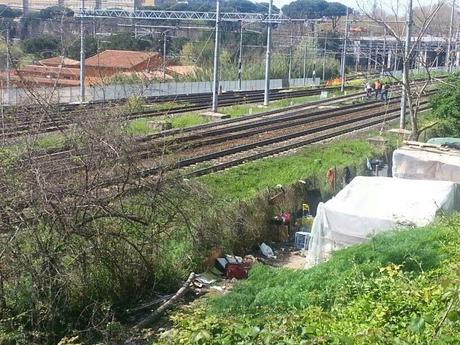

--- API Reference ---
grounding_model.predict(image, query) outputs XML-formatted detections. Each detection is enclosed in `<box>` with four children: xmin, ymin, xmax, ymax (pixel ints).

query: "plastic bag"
<box><xmin>260</xmin><ymin>242</ymin><xmax>276</xmax><ymax>259</ymax></box>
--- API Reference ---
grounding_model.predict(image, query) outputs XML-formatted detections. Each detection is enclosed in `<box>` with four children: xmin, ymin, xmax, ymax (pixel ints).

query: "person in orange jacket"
<box><xmin>373</xmin><ymin>80</ymin><xmax>382</xmax><ymax>99</ymax></box>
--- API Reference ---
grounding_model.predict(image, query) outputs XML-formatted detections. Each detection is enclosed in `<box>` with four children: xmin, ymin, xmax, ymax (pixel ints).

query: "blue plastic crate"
<box><xmin>295</xmin><ymin>231</ymin><xmax>311</xmax><ymax>250</ymax></box>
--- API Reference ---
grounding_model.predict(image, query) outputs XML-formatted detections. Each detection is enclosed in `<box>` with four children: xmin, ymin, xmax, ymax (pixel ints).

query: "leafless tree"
<box><xmin>0</xmin><ymin>24</ymin><xmax>219</xmax><ymax>345</ymax></box>
<box><xmin>358</xmin><ymin>0</ymin><xmax>446</xmax><ymax>139</ymax></box>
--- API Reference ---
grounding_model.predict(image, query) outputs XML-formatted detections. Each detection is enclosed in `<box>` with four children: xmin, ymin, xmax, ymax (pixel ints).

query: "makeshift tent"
<box><xmin>393</xmin><ymin>146</ymin><xmax>460</xmax><ymax>183</ymax></box>
<box><xmin>307</xmin><ymin>176</ymin><xmax>459</xmax><ymax>265</ymax></box>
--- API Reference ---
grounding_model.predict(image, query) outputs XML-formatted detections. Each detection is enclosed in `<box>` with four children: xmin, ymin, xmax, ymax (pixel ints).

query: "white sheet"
<box><xmin>307</xmin><ymin>176</ymin><xmax>459</xmax><ymax>265</ymax></box>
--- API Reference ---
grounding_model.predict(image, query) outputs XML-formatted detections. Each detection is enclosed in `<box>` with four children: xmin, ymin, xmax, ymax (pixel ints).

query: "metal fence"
<box><xmin>289</xmin><ymin>77</ymin><xmax>321</xmax><ymax>87</ymax></box>
<box><xmin>2</xmin><ymin>78</ymin><xmax>320</xmax><ymax>106</ymax></box>
<box><xmin>3</xmin><ymin>65</ymin><xmax>453</xmax><ymax>106</ymax></box>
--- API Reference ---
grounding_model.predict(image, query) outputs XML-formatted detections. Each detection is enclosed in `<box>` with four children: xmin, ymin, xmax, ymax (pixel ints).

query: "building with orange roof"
<box><xmin>166</xmin><ymin>65</ymin><xmax>202</xmax><ymax>78</ymax></box>
<box><xmin>84</xmin><ymin>50</ymin><xmax>163</xmax><ymax>79</ymax></box>
<box><xmin>38</xmin><ymin>56</ymin><xmax>80</xmax><ymax>68</ymax></box>
<box><xmin>3</xmin><ymin>49</ymin><xmax>200</xmax><ymax>88</ymax></box>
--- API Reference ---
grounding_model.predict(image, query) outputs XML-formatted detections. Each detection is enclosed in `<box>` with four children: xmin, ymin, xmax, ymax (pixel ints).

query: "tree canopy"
<box><xmin>430</xmin><ymin>73</ymin><xmax>460</xmax><ymax>137</ymax></box>
<box><xmin>282</xmin><ymin>0</ymin><xmax>349</xmax><ymax>27</ymax></box>
<box><xmin>39</xmin><ymin>5</ymin><xmax>74</xmax><ymax>19</ymax></box>
<box><xmin>67</xmin><ymin>33</ymin><xmax>165</xmax><ymax>61</ymax></box>
<box><xmin>141</xmin><ymin>0</ymin><xmax>280</xmax><ymax>13</ymax></box>
<box><xmin>21</xmin><ymin>35</ymin><xmax>60</xmax><ymax>58</ymax></box>
<box><xmin>0</xmin><ymin>5</ymin><xmax>22</xmax><ymax>18</ymax></box>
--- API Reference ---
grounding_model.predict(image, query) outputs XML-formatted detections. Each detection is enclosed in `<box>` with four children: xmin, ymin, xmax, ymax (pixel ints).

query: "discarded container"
<box><xmin>295</xmin><ymin>231</ymin><xmax>311</xmax><ymax>250</ymax></box>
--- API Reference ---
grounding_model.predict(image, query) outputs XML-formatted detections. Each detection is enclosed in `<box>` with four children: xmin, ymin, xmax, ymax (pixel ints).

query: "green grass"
<box><xmin>125</xmin><ymin>113</ymin><xmax>210</xmax><ymax>135</ymax></box>
<box><xmin>124</xmin><ymin>118</ymin><xmax>153</xmax><ymax>136</ymax></box>
<box><xmin>155</xmin><ymin>215</ymin><xmax>460</xmax><ymax>345</ymax></box>
<box><xmin>34</xmin><ymin>134</ymin><xmax>68</xmax><ymax>150</ymax></box>
<box><xmin>200</xmin><ymin>138</ymin><xmax>380</xmax><ymax>201</ymax></box>
<box><xmin>170</xmin><ymin>113</ymin><xmax>210</xmax><ymax>129</ymax></box>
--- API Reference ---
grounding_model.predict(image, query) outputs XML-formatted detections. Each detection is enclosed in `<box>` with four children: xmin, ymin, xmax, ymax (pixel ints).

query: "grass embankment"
<box><xmin>156</xmin><ymin>215</ymin><xmax>460</xmax><ymax>345</ymax></box>
<box><xmin>200</xmin><ymin>138</ymin><xmax>387</xmax><ymax>201</ymax></box>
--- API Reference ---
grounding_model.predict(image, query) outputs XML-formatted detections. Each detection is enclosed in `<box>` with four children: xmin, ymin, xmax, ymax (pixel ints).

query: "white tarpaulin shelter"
<box><xmin>307</xmin><ymin>176</ymin><xmax>459</xmax><ymax>265</ymax></box>
<box><xmin>393</xmin><ymin>146</ymin><xmax>460</xmax><ymax>183</ymax></box>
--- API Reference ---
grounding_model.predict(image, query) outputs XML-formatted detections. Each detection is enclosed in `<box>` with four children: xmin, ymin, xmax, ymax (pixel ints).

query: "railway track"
<box><xmin>1</xmin><ymin>86</ymin><xmax>344</xmax><ymax>139</ymax></box>
<box><xmin>25</xmin><ymin>90</ymin><xmax>368</xmax><ymax>171</ymax></box>
<box><xmin>0</xmin><ymin>86</ymin><xmax>434</xmax><ymax>214</ymax></box>
<box><xmin>3</xmin><ymin>74</ymin><xmax>443</xmax><ymax>140</ymax></box>
<box><xmin>26</xmin><ymin>87</ymin><xmax>434</xmax><ymax>181</ymax></box>
<box><xmin>140</xmin><ymin>97</ymin><xmax>431</xmax><ymax>178</ymax></box>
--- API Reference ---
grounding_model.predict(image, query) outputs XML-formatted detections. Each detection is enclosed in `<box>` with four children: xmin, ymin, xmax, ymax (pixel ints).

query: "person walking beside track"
<box><xmin>373</xmin><ymin>79</ymin><xmax>382</xmax><ymax>100</ymax></box>
<box><xmin>365</xmin><ymin>82</ymin><xmax>373</xmax><ymax>99</ymax></box>
<box><xmin>381</xmin><ymin>83</ymin><xmax>390</xmax><ymax>102</ymax></box>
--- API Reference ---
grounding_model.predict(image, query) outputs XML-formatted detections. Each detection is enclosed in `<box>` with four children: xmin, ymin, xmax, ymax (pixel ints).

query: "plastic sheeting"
<box><xmin>307</xmin><ymin>176</ymin><xmax>459</xmax><ymax>266</ymax></box>
<box><xmin>427</xmin><ymin>138</ymin><xmax>460</xmax><ymax>145</ymax></box>
<box><xmin>392</xmin><ymin>147</ymin><xmax>460</xmax><ymax>183</ymax></box>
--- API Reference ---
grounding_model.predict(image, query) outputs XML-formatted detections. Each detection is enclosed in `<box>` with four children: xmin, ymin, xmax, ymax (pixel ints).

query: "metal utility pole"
<box><xmin>447</xmin><ymin>0</ymin><xmax>456</xmax><ymax>71</ymax></box>
<box><xmin>374</xmin><ymin>46</ymin><xmax>379</xmax><ymax>70</ymax></box>
<box><xmin>340</xmin><ymin>7</ymin><xmax>349</xmax><ymax>92</ymax></box>
<box><xmin>435</xmin><ymin>41</ymin><xmax>440</xmax><ymax>68</ymax></box>
<box><xmin>263</xmin><ymin>0</ymin><xmax>273</xmax><ymax>106</ymax></box>
<box><xmin>382</xmin><ymin>28</ymin><xmax>387</xmax><ymax>74</ymax></box>
<box><xmin>303</xmin><ymin>39</ymin><xmax>307</xmax><ymax>85</ymax></box>
<box><xmin>400</xmin><ymin>0</ymin><xmax>413</xmax><ymax>129</ymax></box>
<box><xmin>367</xmin><ymin>40</ymin><xmax>373</xmax><ymax>73</ymax></box>
<box><xmin>355</xmin><ymin>43</ymin><xmax>359</xmax><ymax>73</ymax></box>
<box><xmin>163</xmin><ymin>31</ymin><xmax>167</xmax><ymax>80</ymax></box>
<box><xmin>394</xmin><ymin>46</ymin><xmax>399</xmax><ymax>73</ymax></box>
<box><xmin>5</xmin><ymin>27</ymin><xmax>10</xmax><ymax>105</ymax></box>
<box><xmin>80</xmin><ymin>0</ymin><xmax>86</xmax><ymax>103</ymax></box>
<box><xmin>238</xmin><ymin>22</ymin><xmax>243</xmax><ymax>90</ymax></box>
<box><xmin>322</xmin><ymin>32</ymin><xmax>327</xmax><ymax>82</ymax></box>
<box><xmin>211</xmin><ymin>0</ymin><xmax>221</xmax><ymax>112</ymax></box>
<box><xmin>288</xmin><ymin>34</ymin><xmax>293</xmax><ymax>85</ymax></box>
<box><xmin>455</xmin><ymin>20</ymin><xmax>460</xmax><ymax>67</ymax></box>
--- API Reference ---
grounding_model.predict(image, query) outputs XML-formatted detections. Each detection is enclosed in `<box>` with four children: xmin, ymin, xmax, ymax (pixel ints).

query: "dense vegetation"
<box><xmin>156</xmin><ymin>215</ymin><xmax>460</xmax><ymax>344</ymax></box>
<box><xmin>21</xmin><ymin>34</ymin><xmax>61</xmax><ymax>58</ymax></box>
<box><xmin>430</xmin><ymin>73</ymin><xmax>460</xmax><ymax>137</ymax></box>
<box><xmin>0</xmin><ymin>5</ymin><xmax>22</xmax><ymax>19</ymax></box>
<box><xmin>282</xmin><ymin>0</ymin><xmax>349</xmax><ymax>30</ymax></box>
<box><xmin>141</xmin><ymin>0</ymin><xmax>280</xmax><ymax>14</ymax></box>
<box><xmin>0</xmin><ymin>109</ymin><xmax>382</xmax><ymax>343</ymax></box>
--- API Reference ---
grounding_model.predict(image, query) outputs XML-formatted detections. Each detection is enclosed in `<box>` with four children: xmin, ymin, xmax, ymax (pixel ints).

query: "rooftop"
<box><xmin>18</xmin><ymin>65</ymin><xmax>80</xmax><ymax>78</ymax></box>
<box><xmin>38</xmin><ymin>56</ymin><xmax>80</xmax><ymax>67</ymax></box>
<box><xmin>166</xmin><ymin>65</ymin><xmax>201</xmax><ymax>76</ymax></box>
<box><xmin>85</xmin><ymin>50</ymin><xmax>161</xmax><ymax>69</ymax></box>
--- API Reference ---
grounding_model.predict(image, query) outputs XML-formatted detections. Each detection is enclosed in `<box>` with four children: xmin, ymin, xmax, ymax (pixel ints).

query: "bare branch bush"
<box><xmin>357</xmin><ymin>0</ymin><xmax>446</xmax><ymax>139</ymax></box>
<box><xmin>0</xmin><ymin>39</ymin><xmax>220</xmax><ymax>342</ymax></box>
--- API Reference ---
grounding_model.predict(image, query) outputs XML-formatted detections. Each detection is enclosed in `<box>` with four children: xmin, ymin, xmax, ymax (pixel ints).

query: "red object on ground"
<box><xmin>281</xmin><ymin>212</ymin><xmax>292</xmax><ymax>224</ymax></box>
<box><xmin>225</xmin><ymin>263</ymin><xmax>249</xmax><ymax>279</ymax></box>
